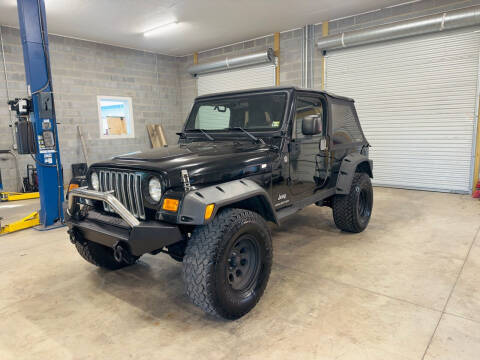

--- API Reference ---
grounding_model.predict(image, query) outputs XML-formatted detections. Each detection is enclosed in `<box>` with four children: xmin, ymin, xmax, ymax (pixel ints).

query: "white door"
<box><xmin>197</xmin><ymin>64</ymin><xmax>276</xmax><ymax>96</ymax></box>
<box><xmin>326</xmin><ymin>29</ymin><xmax>480</xmax><ymax>193</ymax></box>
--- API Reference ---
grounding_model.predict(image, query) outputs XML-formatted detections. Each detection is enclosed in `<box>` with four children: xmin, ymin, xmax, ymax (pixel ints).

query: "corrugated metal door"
<box><xmin>197</xmin><ymin>64</ymin><xmax>276</xmax><ymax>96</ymax></box>
<box><xmin>326</xmin><ymin>30</ymin><xmax>480</xmax><ymax>193</ymax></box>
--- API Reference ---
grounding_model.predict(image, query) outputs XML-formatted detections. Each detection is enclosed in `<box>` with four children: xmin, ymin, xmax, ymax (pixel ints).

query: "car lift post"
<box><xmin>1</xmin><ymin>0</ymin><xmax>63</xmax><ymax>234</ymax></box>
<box><xmin>18</xmin><ymin>0</ymin><xmax>64</xmax><ymax>227</ymax></box>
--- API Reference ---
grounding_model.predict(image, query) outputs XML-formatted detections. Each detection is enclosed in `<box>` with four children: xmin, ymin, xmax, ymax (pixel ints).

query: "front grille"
<box><xmin>98</xmin><ymin>170</ymin><xmax>146</xmax><ymax>220</ymax></box>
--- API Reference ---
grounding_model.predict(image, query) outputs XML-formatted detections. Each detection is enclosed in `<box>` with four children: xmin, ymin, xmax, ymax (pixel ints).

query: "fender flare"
<box><xmin>335</xmin><ymin>153</ymin><xmax>373</xmax><ymax>195</ymax></box>
<box><xmin>178</xmin><ymin>179</ymin><xmax>279</xmax><ymax>225</ymax></box>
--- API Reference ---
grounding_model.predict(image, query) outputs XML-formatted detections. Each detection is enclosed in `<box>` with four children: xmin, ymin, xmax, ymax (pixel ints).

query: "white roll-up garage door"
<box><xmin>197</xmin><ymin>64</ymin><xmax>276</xmax><ymax>96</ymax></box>
<box><xmin>326</xmin><ymin>29</ymin><xmax>480</xmax><ymax>193</ymax></box>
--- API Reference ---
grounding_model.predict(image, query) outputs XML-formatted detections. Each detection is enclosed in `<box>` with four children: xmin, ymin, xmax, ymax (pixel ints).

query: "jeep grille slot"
<box><xmin>98</xmin><ymin>170</ymin><xmax>146</xmax><ymax>220</ymax></box>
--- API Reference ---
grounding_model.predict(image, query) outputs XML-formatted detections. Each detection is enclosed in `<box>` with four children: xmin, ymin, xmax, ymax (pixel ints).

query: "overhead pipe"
<box><xmin>187</xmin><ymin>48</ymin><xmax>275</xmax><ymax>76</ymax></box>
<box><xmin>317</xmin><ymin>6</ymin><xmax>480</xmax><ymax>52</ymax></box>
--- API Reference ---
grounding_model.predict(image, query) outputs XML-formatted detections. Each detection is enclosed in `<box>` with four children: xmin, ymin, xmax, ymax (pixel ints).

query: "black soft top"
<box><xmin>195</xmin><ymin>86</ymin><xmax>354</xmax><ymax>103</ymax></box>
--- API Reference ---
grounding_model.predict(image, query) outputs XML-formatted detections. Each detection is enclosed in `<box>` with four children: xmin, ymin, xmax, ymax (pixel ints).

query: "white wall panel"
<box><xmin>197</xmin><ymin>64</ymin><xmax>276</xmax><ymax>96</ymax></box>
<box><xmin>326</xmin><ymin>30</ymin><xmax>480</xmax><ymax>193</ymax></box>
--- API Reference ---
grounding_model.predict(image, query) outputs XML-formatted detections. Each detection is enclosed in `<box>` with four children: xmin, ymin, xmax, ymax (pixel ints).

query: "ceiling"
<box><xmin>0</xmin><ymin>0</ymin><xmax>408</xmax><ymax>56</ymax></box>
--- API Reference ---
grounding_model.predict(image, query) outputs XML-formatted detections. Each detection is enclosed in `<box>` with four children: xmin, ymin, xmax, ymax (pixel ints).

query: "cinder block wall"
<box><xmin>0</xmin><ymin>26</ymin><xmax>182</xmax><ymax>191</ymax></box>
<box><xmin>0</xmin><ymin>26</ymin><xmax>28</xmax><ymax>192</ymax></box>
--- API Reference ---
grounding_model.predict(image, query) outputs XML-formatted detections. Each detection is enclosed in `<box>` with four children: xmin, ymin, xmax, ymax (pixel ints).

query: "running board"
<box><xmin>276</xmin><ymin>188</ymin><xmax>335</xmax><ymax>223</ymax></box>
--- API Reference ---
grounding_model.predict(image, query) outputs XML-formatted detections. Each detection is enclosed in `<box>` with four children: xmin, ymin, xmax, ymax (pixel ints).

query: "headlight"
<box><xmin>148</xmin><ymin>177</ymin><xmax>162</xmax><ymax>202</ymax></box>
<box><xmin>91</xmin><ymin>172</ymin><xmax>99</xmax><ymax>191</ymax></box>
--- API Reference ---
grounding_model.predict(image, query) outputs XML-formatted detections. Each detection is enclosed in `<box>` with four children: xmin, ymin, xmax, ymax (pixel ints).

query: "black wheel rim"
<box><xmin>226</xmin><ymin>234</ymin><xmax>261</xmax><ymax>292</ymax></box>
<box><xmin>358</xmin><ymin>188</ymin><xmax>371</xmax><ymax>219</ymax></box>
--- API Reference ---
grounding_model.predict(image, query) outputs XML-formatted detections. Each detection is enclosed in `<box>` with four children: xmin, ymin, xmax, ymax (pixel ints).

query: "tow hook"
<box><xmin>113</xmin><ymin>242</ymin><xmax>135</xmax><ymax>264</ymax></box>
<box><xmin>113</xmin><ymin>242</ymin><xmax>124</xmax><ymax>262</ymax></box>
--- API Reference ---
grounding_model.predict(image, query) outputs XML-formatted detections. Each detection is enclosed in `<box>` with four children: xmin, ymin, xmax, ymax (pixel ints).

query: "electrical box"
<box><xmin>15</xmin><ymin>121</ymin><xmax>36</xmax><ymax>155</ymax></box>
<box><xmin>38</xmin><ymin>92</ymin><xmax>53</xmax><ymax>119</ymax></box>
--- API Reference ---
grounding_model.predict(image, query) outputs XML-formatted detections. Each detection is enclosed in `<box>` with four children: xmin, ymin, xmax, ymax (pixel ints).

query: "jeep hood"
<box><xmin>91</xmin><ymin>141</ymin><xmax>275</xmax><ymax>188</ymax></box>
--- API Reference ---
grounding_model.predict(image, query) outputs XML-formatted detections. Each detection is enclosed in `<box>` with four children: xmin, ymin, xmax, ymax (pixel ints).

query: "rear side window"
<box><xmin>331</xmin><ymin>101</ymin><xmax>364</xmax><ymax>145</ymax></box>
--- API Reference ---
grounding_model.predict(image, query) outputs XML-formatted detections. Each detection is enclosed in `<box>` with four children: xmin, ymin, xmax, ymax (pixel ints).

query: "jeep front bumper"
<box><xmin>65</xmin><ymin>188</ymin><xmax>183</xmax><ymax>256</ymax></box>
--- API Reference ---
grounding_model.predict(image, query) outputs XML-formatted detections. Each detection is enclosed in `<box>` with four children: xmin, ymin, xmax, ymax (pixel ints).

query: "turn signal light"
<box><xmin>68</xmin><ymin>183</ymin><xmax>79</xmax><ymax>192</ymax></box>
<box><xmin>162</xmin><ymin>198</ymin><xmax>179</xmax><ymax>212</ymax></box>
<box><xmin>204</xmin><ymin>204</ymin><xmax>215</xmax><ymax>220</ymax></box>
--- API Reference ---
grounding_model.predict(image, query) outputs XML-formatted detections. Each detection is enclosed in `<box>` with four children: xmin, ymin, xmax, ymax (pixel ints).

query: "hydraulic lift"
<box><xmin>0</xmin><ymin>192</ymin><xmax>40</xmax><ymax>202</ymax></box>
<box><xmin>1</xmin><ymin>0</ymin><xmax>64</xmax><ymax>235</ymax></box>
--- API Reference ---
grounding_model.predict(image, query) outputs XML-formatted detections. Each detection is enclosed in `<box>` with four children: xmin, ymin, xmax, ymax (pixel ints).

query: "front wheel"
<box><xmin>183</xmin><ymin>208</ymin><xmax>272</xmax><ymax>319</ymax></box>
<box><xmin>333</xmin><ymin>172</ymin><xmax>373</xmax><ymax>233</ymax></box>
<box><xmin>71</xmin><ymin>230</ymin><xmax>139</xmax><ymax>270</ymax></box>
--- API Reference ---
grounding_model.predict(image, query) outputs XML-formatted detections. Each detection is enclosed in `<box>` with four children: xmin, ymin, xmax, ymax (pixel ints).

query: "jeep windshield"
<box><xmin>185</xmin><ymin>93</ymin><xmax>287</xmax><ymax>133</ymax></box>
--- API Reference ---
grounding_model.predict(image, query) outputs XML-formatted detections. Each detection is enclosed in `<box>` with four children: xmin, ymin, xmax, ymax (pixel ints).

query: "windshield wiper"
<box><xmin>184</xmin><ymin>129</ymin><xmax>215</xmax><ymax>141</ymax></box>
<box><xmin>225</xmin><ymin>127</ymin><xmax>265</xmax><ymax>144</ymax></box>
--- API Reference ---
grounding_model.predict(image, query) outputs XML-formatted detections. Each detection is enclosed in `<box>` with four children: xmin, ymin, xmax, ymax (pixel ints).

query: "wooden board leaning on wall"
<box><xmin>147</xmin><ymin>124</ymin><xmax>168</xmax><ymax>148</ymax></box>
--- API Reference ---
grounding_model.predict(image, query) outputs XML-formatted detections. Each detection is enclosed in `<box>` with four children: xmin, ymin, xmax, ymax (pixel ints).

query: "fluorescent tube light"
<box><xmin>144</xmin><ymin>21</ymin><xmax>179</xmax><ymax>37</ymax></box>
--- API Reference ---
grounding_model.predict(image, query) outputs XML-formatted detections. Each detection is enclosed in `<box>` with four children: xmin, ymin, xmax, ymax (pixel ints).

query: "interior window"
<box><xmin>97</xmin><ymin>96</ymin><xmax>134</xmax><ymax>139</ymax></box>
<box><xmin>294</xmin><ymin>95</ymin><xmax>323</xmax><ymax>138</ymax></box>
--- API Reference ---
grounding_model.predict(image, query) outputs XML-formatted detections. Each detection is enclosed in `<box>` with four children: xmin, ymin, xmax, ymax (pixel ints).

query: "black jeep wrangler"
<box><xmin>66</xmin><ymin>86</ymin><xmax>373</xmax><ymax>319</ymax></box>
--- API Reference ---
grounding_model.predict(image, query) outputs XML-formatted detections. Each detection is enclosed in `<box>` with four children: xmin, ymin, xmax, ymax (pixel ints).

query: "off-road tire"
<box><xmin>183</xmin><ymin>208</ymin><xmax>273</xmax><ymax>320</ymax></box>
<box><xmin>333</xmin><ymin>172</ymin><xmax>373</xmax><ymax>233</ymax></box>
<box><xmin>75</xmin><ymin>239</ymin><xmax>138</xmax><ymax>270</ymax></box>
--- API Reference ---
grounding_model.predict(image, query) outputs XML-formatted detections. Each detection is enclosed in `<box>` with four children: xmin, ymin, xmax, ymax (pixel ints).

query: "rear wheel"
<box><xmin>183</xmin><ymin>208</ymin><xmax>272</xmax><ymax>319</ymax></box>
<box><xmin>333</xmin><ymin>172</ymin><xmax>373</xmax><ymax>233</ymax></box>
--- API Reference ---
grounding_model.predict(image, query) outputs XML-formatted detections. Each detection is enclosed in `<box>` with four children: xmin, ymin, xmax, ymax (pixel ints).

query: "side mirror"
<box><xmin>302</xmin><ymin>115</ymin><xmax>322</xmax><ymax>136</ymax></box>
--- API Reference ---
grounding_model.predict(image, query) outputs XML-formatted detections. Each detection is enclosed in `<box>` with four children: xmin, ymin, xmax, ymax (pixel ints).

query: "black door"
<box><xmin>289</xmin><ymin>94</ymin><xmax>328</xmax><ymax>197</ymax></box>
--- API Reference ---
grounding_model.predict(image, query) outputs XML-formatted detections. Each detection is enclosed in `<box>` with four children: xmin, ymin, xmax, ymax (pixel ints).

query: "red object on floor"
<box><xmin>473</xmin><ymin>181</ymin><xmax>480</xmax><ymax>198</ymax></box>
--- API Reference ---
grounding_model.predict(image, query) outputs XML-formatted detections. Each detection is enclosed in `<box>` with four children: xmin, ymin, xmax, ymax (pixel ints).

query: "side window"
<box><xmin>294</xmin><ymin>95</ymin><xmax>323</xmax><ymax>139</ymax></box>
<box><xmin>331</xmin><ymin>101</ymin><xmax>364</xmax><ymax>145</ymax></box>
<box><xmin>195</xmin><ymin>105</ymin><xmax>231</xmax><ymax>130</ymax></box>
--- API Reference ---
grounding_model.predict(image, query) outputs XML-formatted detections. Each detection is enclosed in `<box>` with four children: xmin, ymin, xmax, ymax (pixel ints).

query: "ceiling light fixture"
<box><xmin>143</xmin><ymin>21</ymin><xmax>179</xmax><ymax>37</ymax></box>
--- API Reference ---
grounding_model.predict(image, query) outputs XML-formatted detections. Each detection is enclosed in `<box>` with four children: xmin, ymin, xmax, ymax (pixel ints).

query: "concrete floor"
<box><xmin>0</xmin><ymin>198</ymin><xmax>39</xmax><ymax>224</ymax></box>
<box><xmin>0</xmin><ymin>187</ymin><xmax>479</xmax><ymax>360</ymax></box>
